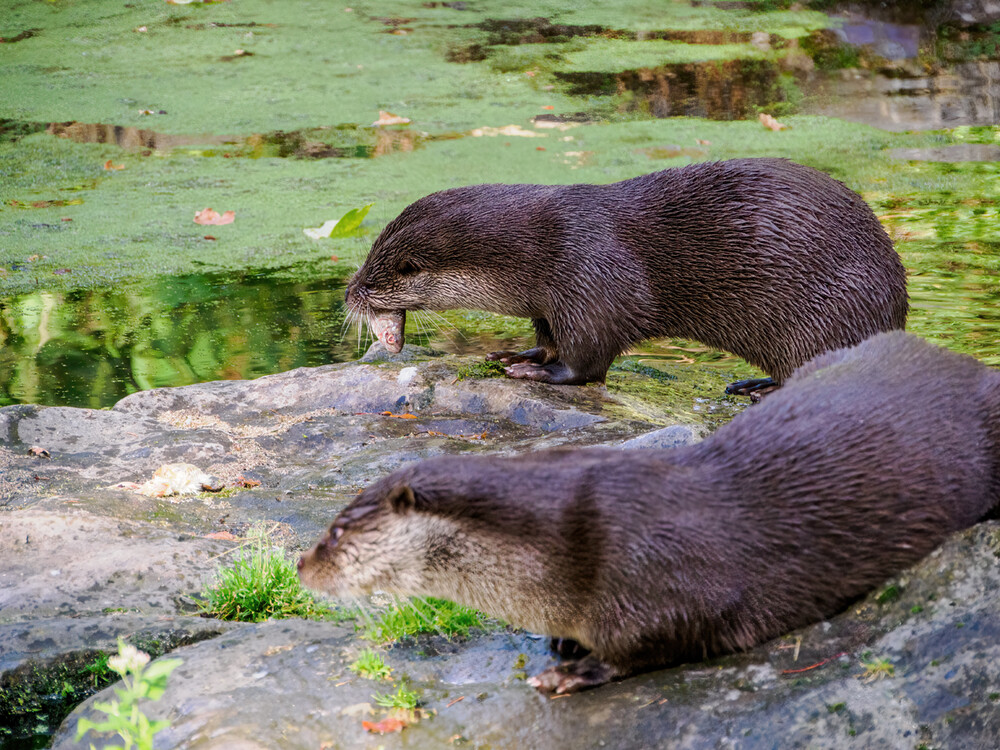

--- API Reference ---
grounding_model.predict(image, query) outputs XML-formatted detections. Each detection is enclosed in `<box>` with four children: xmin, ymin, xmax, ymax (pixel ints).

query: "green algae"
<box><xmin>2</xmin><ymin>0</ymin><xmax>1000</xmax><ymax>408</ymax></box>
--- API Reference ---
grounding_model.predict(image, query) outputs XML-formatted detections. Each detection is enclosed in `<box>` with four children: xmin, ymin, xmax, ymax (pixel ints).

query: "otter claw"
<box><xmin>528</xmin><ymin>658</ymin><xmax>618</xmax><ymax>694</ymax></box>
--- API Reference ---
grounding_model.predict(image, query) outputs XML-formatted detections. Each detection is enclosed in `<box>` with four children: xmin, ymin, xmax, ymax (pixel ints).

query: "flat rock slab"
<box><xmin>0</xmin><ymin>507</ymin><xmax>232</xmax><ymax>621</ymax></box>
<box><xmin>54</xmin><ymin>524</ymin><xmax>1000</xmax><ymax>749</ymax></box>
<box><xmin>1</xmin><ymin>354</ymin><xmax>700</xmax><ymax>509</ymax></box>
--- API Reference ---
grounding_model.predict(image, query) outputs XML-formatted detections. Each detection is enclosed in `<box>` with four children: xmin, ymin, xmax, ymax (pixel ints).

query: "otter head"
<box><xmin>344</xmin><ymin>187</ymin><xmax>538</xmax><ymax>323</ymax></box>
<box><xmin>297</xmin><ymin>472</ymin><xmax>469</xmax><ymax>600</ymax></box>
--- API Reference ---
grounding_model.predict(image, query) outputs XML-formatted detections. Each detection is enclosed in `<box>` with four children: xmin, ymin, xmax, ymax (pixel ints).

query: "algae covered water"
<box><xmin>2</xmin><ymin>0</ymin><xmax>999</xmax><ymax>408</ymax></box>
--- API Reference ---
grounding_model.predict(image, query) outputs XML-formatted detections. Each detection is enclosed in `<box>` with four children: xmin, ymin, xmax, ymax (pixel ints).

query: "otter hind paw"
<box><xmin>725</xmin><ymin>377</ymin><xmax>779</xmax><ymax>399</ymax></box>
<box><xmin>527</xmin><ymin>657</ymin><xmax>618</xmax><ymax>694</ymax></box>
<box><xmin>504</xmin><ymin>361</ymin><xmax>584</xmax><ymax>384</ymax></box>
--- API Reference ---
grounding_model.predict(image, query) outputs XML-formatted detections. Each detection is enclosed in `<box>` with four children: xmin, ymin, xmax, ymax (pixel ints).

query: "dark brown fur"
<box><xmin>300</xmin><ymin>332</ymin><xmax>1000</xmax><ymax>692</ymax></box>
<box><xmin>346</xmin><ymin>158</ymin><xmax>908</xmax><ymax>385</ymax></box>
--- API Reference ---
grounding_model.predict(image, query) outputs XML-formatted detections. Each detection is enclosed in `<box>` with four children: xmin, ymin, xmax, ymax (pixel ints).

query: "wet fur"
<box><xmin>345</xmin><ymin>158</ymin><xmax>908</xmax><ymax>384</ymax></box>
<box><xmin>300</xmin><ymin>332</ymin><xmax>1000</xmax><ymax>691</ymax></box>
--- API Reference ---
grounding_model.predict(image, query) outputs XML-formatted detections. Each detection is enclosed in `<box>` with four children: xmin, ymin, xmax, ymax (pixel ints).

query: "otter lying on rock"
<box><xmin>346</xmin><ymin>158</ymin><xmax>908</xmax><ymax>392</ymax></box>
<box><xmin>299</xmin><ymin>332</ymin><xmax>999</xmax><ymax>693</ymax></box>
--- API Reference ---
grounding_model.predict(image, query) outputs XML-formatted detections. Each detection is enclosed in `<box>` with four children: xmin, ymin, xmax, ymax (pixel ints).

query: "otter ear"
<box><xmin>385</xmin><ymin>484</ymin><xmax>417</xmax><ymax>514</ymax></box>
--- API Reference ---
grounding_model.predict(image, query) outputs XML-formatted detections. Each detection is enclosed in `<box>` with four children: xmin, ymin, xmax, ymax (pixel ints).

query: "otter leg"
<box><xmin>527</xmin><ymin>655</ymin><xmax>620</xmax><ymax>694</ymax></box>
<box><xmin>487</xmin><ymin>318</ymin><xmax>558</xmax><ymax>365</ymax></box>
<box><xmin>725</xmin><ymin>377</ymin><xmax>779</xmax><ymax>397</ymax></box>
<box><xmin>550</xmin><ymin>637</ymin><xmax>590</xmax><ymax>659</ymax></box>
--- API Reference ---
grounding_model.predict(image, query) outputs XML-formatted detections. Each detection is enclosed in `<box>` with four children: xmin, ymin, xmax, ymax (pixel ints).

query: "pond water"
<box><xmin>2</xmin><ymin>1</ymin><xmax>999</xmax><ymax>409</ymax></box>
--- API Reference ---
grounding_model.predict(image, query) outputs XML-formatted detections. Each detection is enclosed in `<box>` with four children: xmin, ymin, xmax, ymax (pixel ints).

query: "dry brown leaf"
<box><xmin>373</xmin><ymin>110</ymin><xmax>411</xmax><ymax>127</ymax></box>
<box><xmin>205</xmin><ymin>531</ymin><xmax>239</xmax><ymax>541</ymax></box>
<box><xmin>759</xmin><ymin>113</ymin><xmax>789</xmax><ymax>132</ymax></box>
<box><xmin>362</xmin><ymin>717</ymin><xmax>408</xmax><ymax>734</ymax></box>
<box><xmin>194</xmin><ymin>207</ymin><xmax>236</xmax><ymax>225</ymax></box>
<box><xmin>696</xmin><ymin>139</ymin><xmax>711</xmax><ymax>145</ymax></box>
<box><xmin>104</xmin><ymin>159</ymin><xmax>125</xmax><ymax>170</ymax></box>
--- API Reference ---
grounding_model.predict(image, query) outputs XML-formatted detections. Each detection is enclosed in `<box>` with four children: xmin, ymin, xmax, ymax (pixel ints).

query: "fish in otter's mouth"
<box><xmin>371</xmin><ymin>309</ymin><xmax>406</xmax><ymax>353</ymax></box>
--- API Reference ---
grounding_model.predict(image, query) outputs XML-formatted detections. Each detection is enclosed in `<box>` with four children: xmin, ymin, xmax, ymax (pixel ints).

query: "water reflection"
<box><xmin>3</xmin><ymin>222</ymin><xmax>998</xmax><ymax>410</ymax></box>
<box><xmin>36</xmin><ymin>122</ymin><xmax>427</xmax><ymax>159</ymax></box>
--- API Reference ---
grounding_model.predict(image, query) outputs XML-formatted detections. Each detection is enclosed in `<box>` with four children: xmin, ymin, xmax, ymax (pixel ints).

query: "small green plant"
<box><xmin>200</xmin><ymin>525</ymin><xmax>340</xmax><ymax>622</ymax></box>
<box><xmin>859</xmin><ymin>656</ymin><xmax>895</xmax><ymax>683</ymax></box>
<box><xmin>373</xmin><ymin>684</ymin><xmax>419</xmax><ymax>711</ymax></box>
<box><xmin>875</xmin><ymin>584</ymin><xmax>900</xmax><ymax>604</ymax></box>
<box><xmin>349</xmin><ymin>649</ymin><xmax>393</xmax><ymax>681</ymax></box>
<box><xmin>455</xmin><ymin>359</ymin><xmax>507</xmax><ymax>380</ymax></box>
<box><xmin>75</xmin><ymin>641</ymin><xmax>181</xmax><ymax>750</ymax></box>
<box><xmin>84</xmin><ymin>652</ymin><xmax>112</xmax><ymax>687</ymax></box>
<box><xmin>361</xmin><ymin>597</ymin><xmax>493</xmax><ymax>642</ymax></box>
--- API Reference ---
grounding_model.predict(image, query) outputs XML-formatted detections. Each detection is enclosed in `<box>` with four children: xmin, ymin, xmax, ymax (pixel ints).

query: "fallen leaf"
<box><xmin>235</xmin><ymin>476</ymin><xmax>261</xmax><ymax>488</ymax></box>
<box><xmin>53</xmin><ymin>269</ymin><xmax>71</xmax><ymax>275</ymax></box>
<box><xmin>330</xmin><ymin>255</ymin><xmax>339</xmax><ymax>262</ymax></box>
<box><xmin>362</xmin><ymin>717</ymin><xmax>408</xmax><ymax>734</ymax></box>
<box><xmin>205</xmin><ymin>531</ymin><xmax>240</xmax><ymax>541</ymax></box>
<box><xmin>696</xmin><ymin>139</ymin><xmax>711</xmax><ymax>145</ymax></box>
<box><xmin>541</xmin><ymin>105</ymin><xmax>555</xmax><ymax>110</ymax></box>
<box><xmin>194</xmin><ymin>207</ymin><xmax>236</xmax><ymax>225</ymax></box>
<box><xmin>535</xmin><ymin>146</ymin><xmax>546</xmax><ymax>151</ymax></box>
<box><xmin>103</xmin><ymin>159</ymin><xmax>125</xmax><ymax>170</ymax></box>
<box><xmin>303</xmin><ymin>203</ymin><xmax>373</xmax><ymax>239</ymax></box>
<box><xmin>61</xmin><ymin>217</ymin><xmax>73</xmax><ymax>222</ymax></box>
<box><xmin>759</xmin><ymin>113</ymin><xmax>789</xmax><ymax>132</ymax></box>
<box><xmin>203</xmin><ymin>235</ymin><xmax>217</xmax><ymax>241</ymax></box>
<box><xmin>27</xmin><ymin>254</ymin><xmax>40</xmax><ymax>262</ymax></box>
<box><xmin>373</xmin><ymin>110</ymin><xmax>411</xmax><ymax>127</ymax></box>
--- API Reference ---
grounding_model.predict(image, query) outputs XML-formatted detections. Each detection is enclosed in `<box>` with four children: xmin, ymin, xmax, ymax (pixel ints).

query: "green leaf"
<box><xmin>329</xmin><ymin>203</ymin><xmax>373</xmax><ymax>237</ymax></box>
<box><xmin>303</xmin><ymin>203</ymin><xmax>373</xmax><ymax>239</ymax></box>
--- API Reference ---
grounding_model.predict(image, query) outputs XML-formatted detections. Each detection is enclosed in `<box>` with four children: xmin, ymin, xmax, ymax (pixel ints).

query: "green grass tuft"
<box><xmin>372</xmin><ymin>684</ymin><xmax>419</xmax><ymax>711</ymax></box>
<box><xmin>199</xmin><ymin>527</ymin><xmax>344</xmax><ymax>622</ymax></box>
<box><xmin>361</xmin><ymin>597</ymin><xmax>494</xmax><ymax>643</ymax></box>
<box><xmin>349</xmin><ymin>649</ymin><xmax>393</xmax><ymax>681</ymax></box>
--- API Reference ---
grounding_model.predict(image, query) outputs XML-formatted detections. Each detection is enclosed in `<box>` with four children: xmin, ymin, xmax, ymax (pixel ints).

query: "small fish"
<box><xmin>372</xmin><ymin>310</ymin><xmax>406</xmax><ymax>353</ymax></box>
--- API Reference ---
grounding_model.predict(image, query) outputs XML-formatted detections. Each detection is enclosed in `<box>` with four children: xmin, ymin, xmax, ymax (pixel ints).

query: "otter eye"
<box><xmin>330</xmin><ymin>527</ymin><xmax>344</xmax><ymax>545</ymax></box>
<box><xmin>397</xmin><ymin>260</ymin><xmax>420</xmax><ymax>276</ymax></box>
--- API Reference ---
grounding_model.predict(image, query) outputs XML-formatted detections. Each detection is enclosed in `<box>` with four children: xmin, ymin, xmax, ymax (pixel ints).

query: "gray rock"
<box><xmin>619</xmin><ymin>424</ymin><xmax>698</xmax><ymax>450</ymax></box>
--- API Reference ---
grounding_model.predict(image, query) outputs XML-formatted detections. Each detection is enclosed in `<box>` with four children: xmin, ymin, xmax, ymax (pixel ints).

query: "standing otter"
<box><xmin>346</xmin><ymin>158</ymin><xmax>908</xmax><ymax>391</ymax></box>
<box><xmin>299</xmin><ymin>332</ymin><xmax>1000</xmax><ymax>693</ymax></box>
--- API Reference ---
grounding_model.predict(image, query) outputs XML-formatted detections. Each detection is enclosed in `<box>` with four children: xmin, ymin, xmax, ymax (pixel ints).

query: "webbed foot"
<box><xmin>527</xmin><ymin>655</ymin><xmax>618</xmax><ymax>694</ymax></box>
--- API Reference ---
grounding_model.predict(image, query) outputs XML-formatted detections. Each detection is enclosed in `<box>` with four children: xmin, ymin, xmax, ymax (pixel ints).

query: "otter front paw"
<box><xmin>527</xmin><ymin>656</ymin><xmax>618</xmax><ymax>694</ymax></box>
<box><xmin>487</xmin><ymin>346</ymin><xmax>548</xmax><ymax>365</ymax></box>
